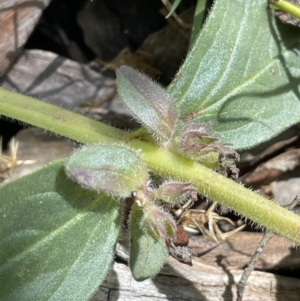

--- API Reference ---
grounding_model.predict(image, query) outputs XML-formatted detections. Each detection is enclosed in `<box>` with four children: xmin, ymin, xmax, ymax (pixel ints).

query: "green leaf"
<box><xmin>169</xmin><ymin>0</ymin><xmax>300</xmax><ymax>150</ymax></box>
<box><xmin>65</xmin><ymin>144</ymin><xmax>149</xmax><ymax>197</ymax></box>
<box><xmin>0</xmin><ymin>159</ymin><xmax>123</xmax><ymax>301</ymax></box>
<box><xmin>129</xmin><ymin>203</ymin><xmax>169</xmax><ymax>281</ymax></box>
<box><xmin>116</xmin><ymin>66</ymin><xmax>178</xmax><ymax>143</ymax></box>
<box><xmin>166</xmin><ymin>0</ymin><xmax>182</xmax><ymax>18</ymax></box>
<box><xmin>189</xmin><ymin>0</ymin><xmax>207</xmax><ymax>48</ymax></box>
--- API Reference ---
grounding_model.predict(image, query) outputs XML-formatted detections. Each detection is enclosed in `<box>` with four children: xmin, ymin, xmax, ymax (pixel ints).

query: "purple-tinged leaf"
<box><xmin>151</xmin><ymin>180</ymin><xmax>198</xmax><ymax>205</ymax></box>
<box><xmin>65</xmin><ymin>144</ymin><xmax>149</xmax><ymax>197</ymax></box>
<box><xmin>116</xmin><ymin>66</ymin><xmax>178</xmax><ymax>143</ymax></box>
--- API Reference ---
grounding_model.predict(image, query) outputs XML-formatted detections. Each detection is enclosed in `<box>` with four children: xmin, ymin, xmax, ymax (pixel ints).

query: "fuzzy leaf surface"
<box><xmin>169</xmin><ymin>0</ymin><xmax>300</xmax><ymax>150</ymax></box>
<box><xmin>65</xmin><ymin>144</ymin><xmax>149</xmax><ymax>197</ymax></box>
<box><xmin>0</xmin><ymin>159</ymin><xmax>123</xmax><ymax>301</ymax></box>
<box><xmin>116</xmin><ymin>66</ymin><xmax>178</xmax><ymax>142</ymax></box>
<box><xmin>129</xmin><ymin>203</ymin><xmax>169</xmax><ymax>281</ymax></box>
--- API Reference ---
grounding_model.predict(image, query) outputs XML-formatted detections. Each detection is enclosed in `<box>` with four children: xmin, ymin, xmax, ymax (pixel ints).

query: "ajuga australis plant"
<box><xmin>1</xmin><ymin>0</ymin><xmax>300</xmax><ymax>300</ymax></box>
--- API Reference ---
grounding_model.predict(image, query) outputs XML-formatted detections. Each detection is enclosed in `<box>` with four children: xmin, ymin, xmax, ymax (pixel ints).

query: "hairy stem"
<box><xmin>0</xmin><ymin>88</ymin><xmax>130</xmax><ymax>144</ymax></box>
<box><xmin>130</xmin><ymin>140</ymin><xmax>300</xmax><ymax>245</ymax></box>
<box><xmin>1</xmin><ymin>88</ymin><xmax>300</xmax><ymax>244</ymax></box>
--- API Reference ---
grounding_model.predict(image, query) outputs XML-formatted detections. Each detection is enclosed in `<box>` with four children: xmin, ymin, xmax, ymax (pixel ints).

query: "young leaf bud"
<box><xmin>171</xmin><ymin>122</ymin><xmax>239</xmax><ymax>178</ymax></box>
<box><xmin>65</xmin><ymin>144</ymin><xmax>149</xmax><ymax>197</ymax></box>
<box><xmin>116</xmin><ymin>66</ymin><xmax>179</xmax><ymax>143</ymax></box>
<box><xmin>141</xmin><ymin>200</ymin><xmax>176</xmax><ymax>239</ymax></box>
<box><xmin>179</xmin><ymin>123</ymin><xmax>217</xmax><ymax>154</ymax></box>
<box><xmin>151</xmin><ymin>180</ymin><xmax>198</xmax><ymax>205</ymax></box>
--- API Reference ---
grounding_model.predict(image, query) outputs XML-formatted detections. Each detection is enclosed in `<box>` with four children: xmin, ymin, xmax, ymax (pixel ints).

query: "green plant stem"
<box><xmin>1</xmin><ymin>88</ymin><xmax>300</xmax><ymax>244</ymax></box>
<box><xmin>0</xmin><ymin>88</ymin><xmax>131</xmax><ymax>144</ymax></box>
<box><xmin>270</xmin><ymin>0</ymin><xmax>300</xmax><ymax>19</ymax></box>
<box><xmin>130</xmin><ymin>140</ymin><xmax>300</xmax><ymax>244</ymax></box>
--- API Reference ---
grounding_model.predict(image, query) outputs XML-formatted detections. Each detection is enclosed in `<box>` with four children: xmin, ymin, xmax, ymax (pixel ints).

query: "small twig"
<box><xmin>236</xmin><ymin>194</ymin><xmax>300</xmax><ymax>301</ymax></box>
<box><xmin>236</xmin><ymin>230</ymin><xmax>274</xmax><ymax>301</ymax></box>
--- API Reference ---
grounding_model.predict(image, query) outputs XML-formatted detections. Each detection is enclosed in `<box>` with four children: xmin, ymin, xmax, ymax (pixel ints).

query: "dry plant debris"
<box><xmin>181</xmin><ymin>201</ymin><xmax>245</xmax><ymax>243</ymax></box>
<box><xmin>0</xmin><ymin>137</ymin><xmax>35</xmax><ymax>178</ymax></box>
